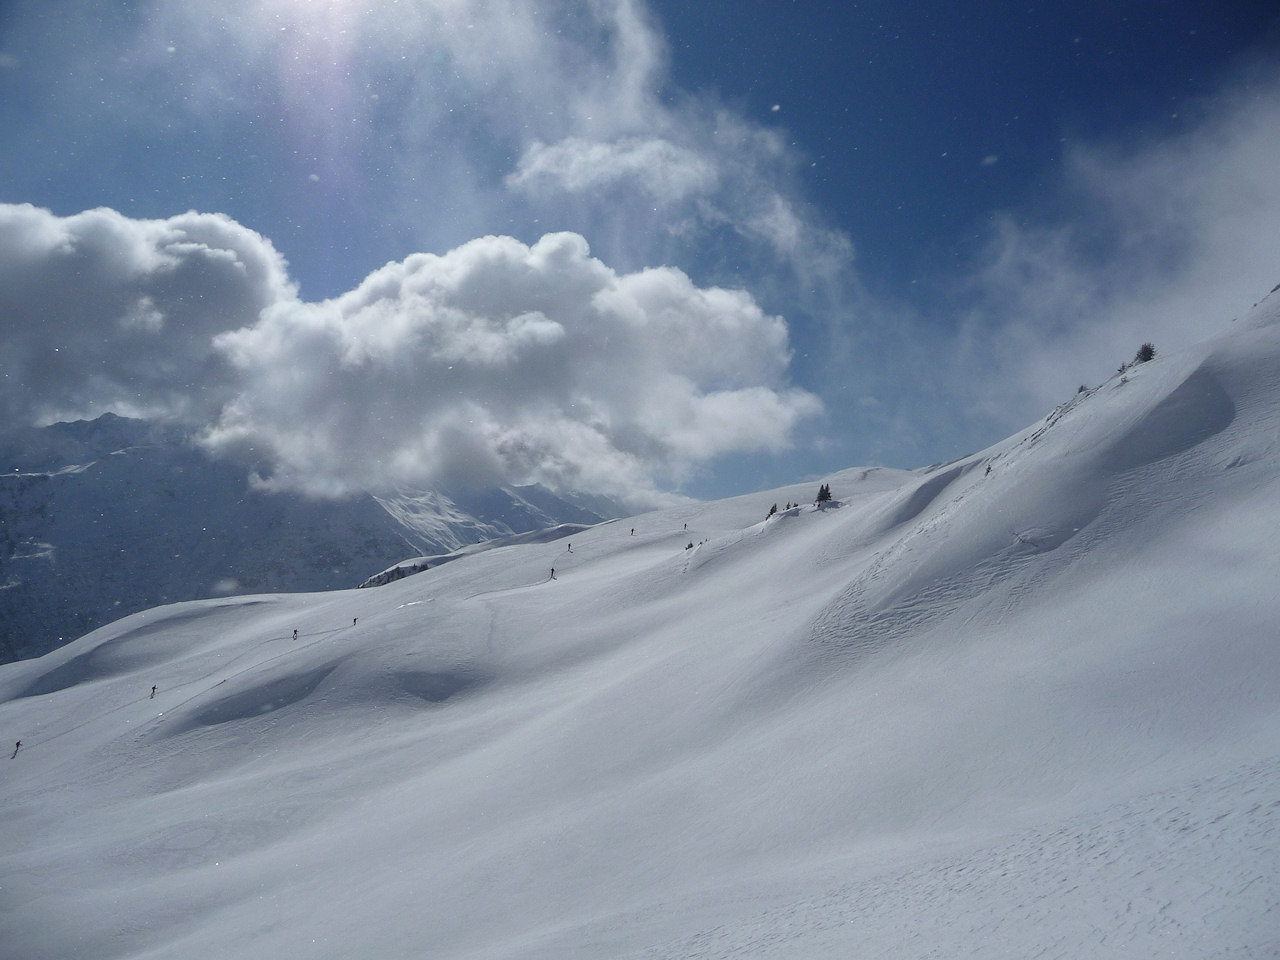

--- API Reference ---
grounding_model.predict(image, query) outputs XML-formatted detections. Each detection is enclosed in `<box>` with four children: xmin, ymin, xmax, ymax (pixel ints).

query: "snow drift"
<box><xmin>2</xmin><ymin>292</ymin><xmax>1279</xmax><ymax>958</ymax></box>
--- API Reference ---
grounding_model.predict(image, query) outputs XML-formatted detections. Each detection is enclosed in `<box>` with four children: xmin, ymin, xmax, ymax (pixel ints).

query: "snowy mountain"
<box><xmin>0</xmin><ymin>416</ymin><xmax>621</xmax><ymax>663</ymax></box>
<box><xmin>2</xmin><ymin>292</ymin><xmax>1279</xmax><ymax>959</ymax></box>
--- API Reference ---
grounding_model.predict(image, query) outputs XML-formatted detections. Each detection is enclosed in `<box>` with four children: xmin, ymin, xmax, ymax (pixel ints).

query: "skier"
<box><xmin>150</xmin><ymin>685</ymin><xmax>157</xmax><ymax>699</ymax></box>
<box><xmin>293</xmin><ymin>629</ymin><xmax>298</xmax><ymax>640</ymax></box>
<box><xmin>10</xmin><ymin>741</ymin><xmax>19</xmax><ymax>759</ymax></box>
<box><xmin>353</xmin><ymin>618</ymin><xmax>358</xmax><ymax>626</ymax></box>
<box><xmin>550</xmin><ymin>567</ymin><xmax>556</xmax><ymax>580</ymax></box>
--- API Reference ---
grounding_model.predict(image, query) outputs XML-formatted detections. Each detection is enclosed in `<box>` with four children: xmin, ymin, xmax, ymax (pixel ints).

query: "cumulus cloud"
<box><xmin>0</xmin><ymin>205</ymin><xmax>818</xmax><ymax>505</ymax></box>
<box><xmin>204</xmin><ymin>232</ymin><xmax>819</xmax><ymax>503</ymax></box>
<box><xmin>0</xmin><ymin>204</ymin><xmax>293</xmax><ymax>424</ymax></box>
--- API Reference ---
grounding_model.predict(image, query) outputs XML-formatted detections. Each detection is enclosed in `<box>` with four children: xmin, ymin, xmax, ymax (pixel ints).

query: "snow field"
<box><xmin>2</xmin><ymin>297</ymin><xmax>1280</xmax><ymax>958</ymax></box>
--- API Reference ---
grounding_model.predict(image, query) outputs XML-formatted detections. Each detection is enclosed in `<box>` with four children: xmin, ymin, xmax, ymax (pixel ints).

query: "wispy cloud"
<box><xmin>508</xmin><ymin>137</ymin><xmax>718</xmax><ymax>205</ymax></box>
<box><xmin>124</xmin><ymin>0</ymin><xmax>844</xmax><ymax>281</ymax></box>
<box><xmin>950</xmin><ymin>63</ymin><xmax>1280</xmax><ymax>429</ymax></box>
<box><xmin>815</xmin><ymin>63</ymin><xmax>1280</xmax><ymax>469</ymax></box>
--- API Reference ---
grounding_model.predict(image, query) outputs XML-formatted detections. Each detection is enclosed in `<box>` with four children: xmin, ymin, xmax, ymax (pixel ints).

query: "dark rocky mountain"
<box><xmin>0</xmin><ymin>415</ymin><xmax>621</xmax><ymax>662</ymax></box>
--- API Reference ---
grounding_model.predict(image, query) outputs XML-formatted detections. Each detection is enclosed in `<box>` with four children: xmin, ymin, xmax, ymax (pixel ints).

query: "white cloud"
<box><xmin>779</xmin><ymin>65</ymin><xmax>1280</xmax><ymax>475</ymax></box>
<box><xmin>0</xmin><ymin>205</ymin><xmax>818</xmax><ymax>505</ymax></box>
<box><xmin>204</xmin><ymin>232</ymin><xmax>820</xmax><ymax>504</ymax></box>
<box><xmin>808</xmin><ymin>65</ymin><xmax>1280</xmax><ymax>471</ymax></box>
<box><xmin>0</xmin><ymin>204</ymin><xmax>293</xmax><ymax>424</ymax></box>
<box><xmin>10</xmin><ymin>0</ymin><xmax>1271</xmax><ymax>487</ymax></box>
<box><xmin>0</xmin><ymin>0</ymin><xmax>845</xmax><ymax>501</ymax></box>
<box><xmin>4</xmin><ymin>0</ymin><xmax>855</xmax><ymax>352</ymax></box>
<box><xmin>507</xmin><ymin>137</ymin><xmax>718</xmax><ymax>204</ymax></box>
<box><xmin>953</xmin><ymin>66</ymin><xmax>1280</xmax><ymax>426</ymax></box>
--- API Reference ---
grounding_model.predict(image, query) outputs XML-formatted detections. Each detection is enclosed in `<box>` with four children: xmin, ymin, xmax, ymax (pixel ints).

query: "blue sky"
<box><xmin>1</xmin><ymin>1</ymin><xmax>1278</xmax><ymax>504</ymax></box>
<box><xmin>662</xmin><ymin>2</ymin><xmax>1277</xmax><ymax>283</ymax></box>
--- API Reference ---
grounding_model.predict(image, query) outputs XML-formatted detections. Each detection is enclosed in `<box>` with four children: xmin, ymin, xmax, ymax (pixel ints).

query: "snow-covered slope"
<box><xmin>2</xmin><ymin>295</ymin><xmax>1279</xmax><ymax>958</ymax></box>
<box><xmin>0</xmin><ymin>417</ymin><xmax>620</xmax><ymax>662</ymax></box>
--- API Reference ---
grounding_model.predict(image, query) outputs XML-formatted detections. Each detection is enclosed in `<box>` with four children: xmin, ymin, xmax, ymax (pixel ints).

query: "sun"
<box><xmin>260</xmin><ymin>0</ymin><xmax>373</xmax><ymax>40</ymax></box>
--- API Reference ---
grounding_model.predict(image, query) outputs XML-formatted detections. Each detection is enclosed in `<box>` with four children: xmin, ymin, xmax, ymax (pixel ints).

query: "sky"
<box><xmin>1</xmin><ymin>0</ymin><xmax>1278</xmax><ymax>504</ymax></box>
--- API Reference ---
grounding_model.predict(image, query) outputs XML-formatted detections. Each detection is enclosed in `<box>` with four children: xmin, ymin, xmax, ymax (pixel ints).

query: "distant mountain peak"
<box><xmin>0</xmin><ymin>421</ymin><xmax>624</xmax><ymax>663</ymax></box>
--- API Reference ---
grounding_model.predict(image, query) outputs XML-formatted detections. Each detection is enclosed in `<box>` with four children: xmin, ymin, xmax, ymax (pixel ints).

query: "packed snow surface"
<box><xmin>2</xmin><ymin>298</ymin><xmax>1279</xmax><ymax>958</ymax></box>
